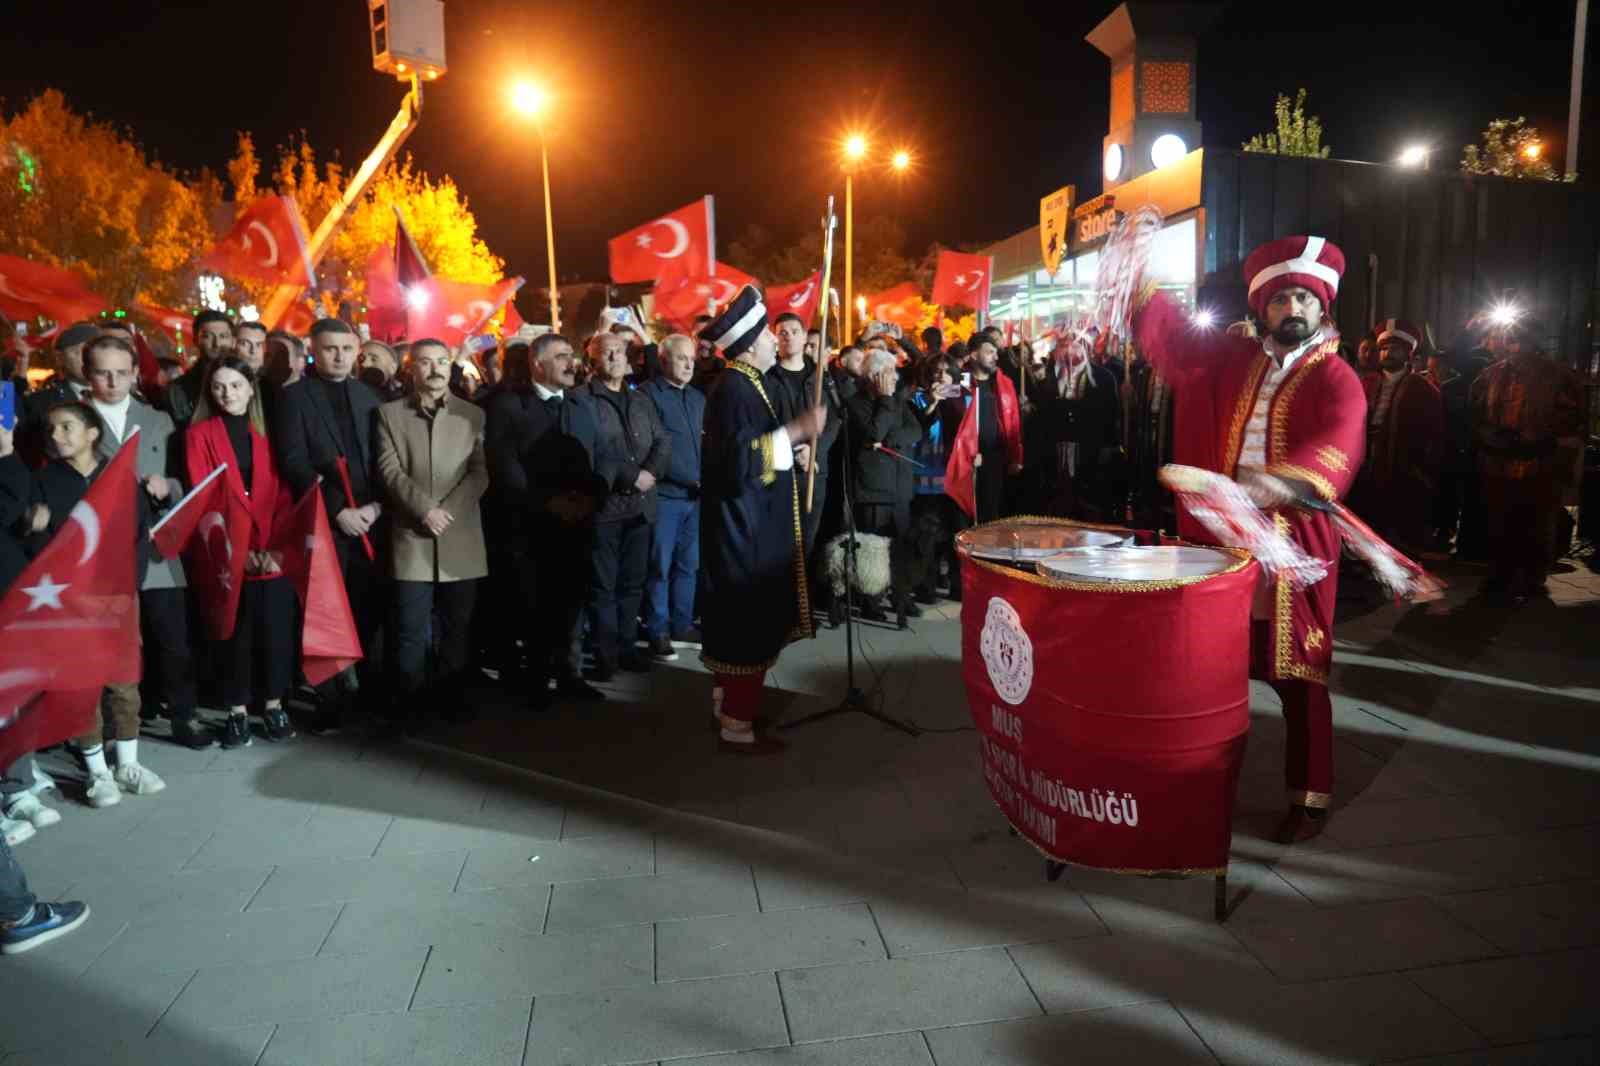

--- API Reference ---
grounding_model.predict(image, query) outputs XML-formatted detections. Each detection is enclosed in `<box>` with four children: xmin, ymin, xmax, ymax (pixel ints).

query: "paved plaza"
<box><xmin>2</xmin><ymin>556</ymin><xmax>1596</xmax><ymax>1065</ymax></box>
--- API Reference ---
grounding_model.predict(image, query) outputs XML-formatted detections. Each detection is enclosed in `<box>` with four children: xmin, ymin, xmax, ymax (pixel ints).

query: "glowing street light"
<box><xmin>510</xmin><ymin>79</ymin><xmax>562</xmax><ymax>331</ymax></box>
<box><xmin>838</xmin><ymin>131</ymin><xmax>914</xmax><ymax>338</ymax></box>
<box><xmin>1192</xmin><ymin>308</ymin><xmax>1217</xmax><ymax>330</ymax></box>
<box><xmin>891</xmin><ymin>149</ymin><xmax>911</xmax><ymax>171</ymax></box>
<box><xmin>1397</xmin><ymin>144</ymin><xmax>1431</xmax><ymax>169</ymax></box>
<box><xmin>1487</xmin><ymin>301</ymin><xmax>1522</xmax><ymax>328</ymax></box>
<box><xmin>1523</xmin><ymin>141</ymin><xmax>1544</xmax><ymax>160</ymax></box>
<box><xmin>844</xmin><ymin>133</ymin><xmax>868</xmax><ymax>161</ymax></box>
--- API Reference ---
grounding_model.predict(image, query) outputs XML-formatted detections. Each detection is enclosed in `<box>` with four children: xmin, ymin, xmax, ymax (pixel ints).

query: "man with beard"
<box><xmin>1352</xmin><ymin>319</ymin><xmax>1444</xmax><ymax>556</ymax></box>
<box><xmin>958</xmin><ymin>334</ymin><xmax>1024</xmax><ymax>523</ymax></box>
<box><xmin>1133</xmin><ymin>235</ymin><xmax>1366</xmax><ymax>843</ymax></box>
<box><xmin>697</xmin><ymin>287</ymin><xmax>826</xmax><ymax>754</ymax></box>
<box><xmin>164</xmin><ymin>311</ymin><xmax>235</xmax><ymax>427</ymax></box>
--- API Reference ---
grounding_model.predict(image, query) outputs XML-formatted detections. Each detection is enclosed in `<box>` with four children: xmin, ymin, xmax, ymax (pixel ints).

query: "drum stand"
<box><xmin>782</xmin><ymin>383</ymin><xmax>919</xmax><ymax>738</ymax></box>
<box><xmin>1018</xmin><ymin>830</ymin><xmax>1231</xmax><ymax>921</ymax></box>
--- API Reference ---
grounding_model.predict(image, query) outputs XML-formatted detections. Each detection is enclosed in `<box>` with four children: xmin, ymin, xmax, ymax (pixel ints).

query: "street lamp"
<box><xmin>1524</xmin><ymin>141</ymin><xmax>1544</xmax><ymax>160</ymax></box>
<box><xmin>1397</xmin><ymin>144</ymin><xmax>1431</xmax><ymax>169</ymax></box>
<box><xmin>511</xmin><ymin>79</ymin><xmax>562</xmax><ymax>332</ymax></box>
<box><xmin>891</xmin><ymin>149</ymin><xmax>911</xmax><ymax>172</ymax></box>
<box><xmin>839</xmin><ymin>132</ymin><xmax>912</xmax><ymax>340</ymax></box>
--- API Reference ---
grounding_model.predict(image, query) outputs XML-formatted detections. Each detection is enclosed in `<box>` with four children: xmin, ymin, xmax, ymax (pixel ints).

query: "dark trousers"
<box><xmin>472</xmin><ymin>506</ymin><xmax>518</xmax><ymax>669</ymax></box>
<box><xmin>333</xmin><ymin>531</ymin><xmax>386</xmax><ymax>695</ymax></box>
<box><xmin>139</xmin><ymin>586</ymin><xmax>196</xmax><ymax>721</ymax></box>
<box><xmin>855</xmin><ymin>499</ymin><xmax>913</xmax><ymax>601</ymax></box>
<box><xmin>519</xmin><ymin>524</ymin><xmax>592</xmax><ymax>684</ymax></box>
<box><xmin>0</xmin><ymin>834</ymin><xmax>33</xmax><ymax>924</ymax></box>
<box><xmin>976</xmin><ymin>452</ymin><xmax>1007</xmax><ymax>523</ymax></box>
<box><xmin>588</xmin><ymin>516</ymin><xmax>650</xmax><ymax>668</ymax></box>
<box><xmin>392</xmin><ymin>579</ymin><xmax>478</xmax><ymax>698</ymax></box>
<box><xmin>1484</xmin><ymin>472</ymin><xmax>1558</xmax><ymax>594</ymax></box>
<box><xmin>1271</xmin><ymin>680</ymin><xmax>1334</xmax><ymax>808</ymax></box>
<box><xmin>645</xmin><ymin>497</ymin><xmax>699</xmax><ymax>641</ymax></box>
<box><xmin>214</xmin><ymin>576</ymin><xmax>297</xmax><ymax>708</ymax></box>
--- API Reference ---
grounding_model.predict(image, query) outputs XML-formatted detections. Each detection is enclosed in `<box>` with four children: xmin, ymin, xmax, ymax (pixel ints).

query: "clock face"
<box><xmin>1103</xmin><ymin>143</ymin><xmax>1124</xmax><ymax>183</ymax></box>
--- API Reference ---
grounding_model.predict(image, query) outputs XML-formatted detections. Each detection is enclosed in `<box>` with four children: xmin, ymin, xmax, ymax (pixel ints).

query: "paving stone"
<box><xmin>456</xmin><ymin>834</ymin><xmax>653</xmax><ymax>892</ymax></box>
<box><xmin>1174</xmin><ymin>971</ymin><xmax>1486</xmax><ymax>1064</ymax></box>
<box><xmin>247</xmin><ymin>849</ymin><xmax>468</xmax><ymax>910</ymax></box>
<box><xmin>61</xmin><ymin>863</ymin><xmax>275</xmax><ymax>926</ymax></box>
<box><xmin>544</xmin><ymin>868</ymin><xmax>757</xmax><ymax>931</ymax></box>
<box><xmin>923</xmin><ymin>1002</ymin><xmax>1216</xmax><ymax>1065</ymax></box>
<box><xmin>260</xmin><ymin>1001</ymin><xmax>531</xmax><ymax>1066</ymax></box>
<box><xmin>4</xmin><ymin>1024</ymin><xmax>275</xmax><ymax>1066</ymax></box>
<box><xmin>90</xmin><ymin>901</ymin><xmax>342</xmax><ymax>978</ymax></box>
<box><xmin>1409</xmin><ymin>949</ymin><xmax>1600</xmax><ymax>1043</ymax></box>
<box><xmin>1225</xmin><ymin>897</ymin><xmax>1501</xmax><ymax>981</ymax></box>
<box><xmin>1008</xmin><ymin>923</ymin><xmax>1270</xmax><ymax>1013</ymax></box>
<box><xmin>1431</xmin><ymin>880</ymin><xmax>1600</xmax><ymax>952</ymax></box>
<box><xmin>320</xmin><ymin>886</ymin><xmax>550</xmax><ymax>954</ymax></box>
<box><xmin>412</xmin><ymin>922</ymin><xmax>653</xmax><ymax>1007</ymax></box>
<box><xmin>160</xmin><ymin>947</ymin><xmax>429</xmax><ymax>1029</ymax></box>
<box><xmin>1312</xmin><ymin>794</ymin><xmax>1515</xmax><ymax>850</ymax></box>
<box><xmin>778</xmin><ymin>949</ymin><xmax>1040</xmax><ymax>1043</ymax></box>
<box><xmin>524</xmin><ymin>973</ymin><xmax>788</xmax><ymax>1065</ymax></box>
<box><xmin>1069</xmin><ymin>859</ymin><xmax>1311</xmax><ymax>934</ymax></box>
<box><xmin>0</xmin><ymin>966</ymin><xmax>194</xmax><ymax>1055</ymax></box>
<box><xmin>1382</xmin><ymin>1037</ymin><xmax>1600</xmax><ymax>1065</ymax></box>
<box><xmin>752</xmin><ymin>851</ymin><xmax>960</xmax><ymax>913</ymax></box>
<box><xmin>182</xmin><ymin>809</ymin><xmax>393</xmax><ymax>869</ymax></box>
<box><xmin>656</xmin><ymin>903</ymin><xmax>885</xmax><ymax>980</ymax></box>
<box><xmin>670</xmin><ymin>1032</ymin><xmax>933</xmax><ymax>1066</ymax></box>
<box><xmin>867</xmin><ymin>882</ymin><xmax>1103</xmax><ymax>957</ymax></box>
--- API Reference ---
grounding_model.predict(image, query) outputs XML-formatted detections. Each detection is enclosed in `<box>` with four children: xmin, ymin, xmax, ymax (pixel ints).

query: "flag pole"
<box><xmin>806</xmin><ymin>197</ymin><xmax>839</xmax><ymax>513</ymax></box>
<box><xmin>149</xmin><ymin>461</ymin><xmax>226</xmax><ymax>539</ymax></box>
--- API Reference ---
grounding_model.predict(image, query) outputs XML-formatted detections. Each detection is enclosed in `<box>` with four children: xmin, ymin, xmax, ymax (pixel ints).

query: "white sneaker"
<box><xmin>84</xmin><ymin>772</ymin><xmax>121</xmax><ymax>809</ymax></box>
<box><xmin>5</xmin><ymin>792</ymin><xmax>61</xmax><ymax>829</ymax></box>
<box><xmin>113</xmin><ymin>763</ymin><xmax>166</xmax><ymax>796</ymax></box>
<box><xmin>0</xmin><ymin>815</ymin><xmax>35</xmax><ymax>847</ymax></box>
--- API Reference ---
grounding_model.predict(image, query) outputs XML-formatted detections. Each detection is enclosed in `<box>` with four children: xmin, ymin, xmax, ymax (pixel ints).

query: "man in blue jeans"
<box><xmin>1</xmin><ymin>830</ymin><xmax>88</xmax><ymax>955</ymax></box>
<box><xmin>641</xmin><ymin>334</ymin><xmax>706</xmax><ymax>661</ymax></box>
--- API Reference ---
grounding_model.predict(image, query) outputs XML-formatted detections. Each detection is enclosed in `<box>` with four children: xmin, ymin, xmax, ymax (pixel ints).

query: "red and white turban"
<box><xmin>1243</xmin><ymin>235</ymin><xmax>1346</xmax><ymax>319</ymax></box>
<box><xmin>1375</xmin><ymin>318</ymin><xmax>1422</xmax><ymax>353</ymax></box>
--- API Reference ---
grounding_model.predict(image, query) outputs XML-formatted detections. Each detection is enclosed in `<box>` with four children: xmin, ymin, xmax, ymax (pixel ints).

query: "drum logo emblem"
<box><xmin>980</xmin><ymin>597</ymin><xmax>1034</xmax><ymax>705</ymax></box>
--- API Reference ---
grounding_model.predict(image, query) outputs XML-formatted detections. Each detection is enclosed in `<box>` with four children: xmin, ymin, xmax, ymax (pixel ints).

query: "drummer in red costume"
<box><xmin>1352</xmin><ymin>319</ymin><xmax>1444</xmax><ymax>557</ymax></box>
<box><xmin>1133</xmin><ymin>235</ymin><xmax>1367</xmax><ymax>843</ymax></box>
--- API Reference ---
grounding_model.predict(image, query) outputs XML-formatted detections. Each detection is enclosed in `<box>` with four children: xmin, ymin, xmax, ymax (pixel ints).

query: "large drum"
<box><xmin>957</xmin><ymin>517</ymin><xmax>1258</xmax><ymax>875</ymax></box>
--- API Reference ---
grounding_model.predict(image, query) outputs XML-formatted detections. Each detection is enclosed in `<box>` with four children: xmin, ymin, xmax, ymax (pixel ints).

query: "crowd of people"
<box><xmin>0</xmin><ymin>256</ymin><xmax>1589</xmax><ymax>950</ymax></box>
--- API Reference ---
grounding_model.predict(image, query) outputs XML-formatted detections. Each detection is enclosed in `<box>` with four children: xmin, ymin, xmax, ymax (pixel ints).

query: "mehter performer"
<box><xmin>697</xmin><ymin>286</ymin><xmax>827</xmax><ymax>755</ymax></box>
<box><xmin>1132</xmin><ymin>235</ymin><xmax>1367</xmax><ymax>842</ymax></box>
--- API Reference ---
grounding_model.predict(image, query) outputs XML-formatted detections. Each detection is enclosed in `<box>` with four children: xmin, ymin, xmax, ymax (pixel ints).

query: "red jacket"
<box><xmin>183</xmin><ymin>416</ymin><xmax>293</xmax><ymax>555</ymax></box>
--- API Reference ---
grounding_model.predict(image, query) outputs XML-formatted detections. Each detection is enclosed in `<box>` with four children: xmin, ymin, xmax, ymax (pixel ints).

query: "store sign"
<box><xmin>1075</xmin><ymin>204</ymin><xmax>1122</xmax><ymax>246</ymax></box>
<box><xmin>1039</xmin><ymin>185</ymin><xmax>1075</xmax><ymax>276</ymax></box>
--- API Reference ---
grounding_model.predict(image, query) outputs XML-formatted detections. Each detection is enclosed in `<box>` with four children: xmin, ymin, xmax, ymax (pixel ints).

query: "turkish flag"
<box><xmin>405</xmin><ymin>275</ymin><xmax>525</xmax><ymax>348</ymax></box>
<box><xmin>501</xmin><ymin>299</ymin><xmax>525</xmax><ymax>337</ymax></box>
<box><xmin>364</xmin><ymin>243</ymin><xmax>407</xmax><ymax>343</ymax></box>
<box><xmin>0</xmin><ymin>254</ymin><xmax>109</xmax><ymax>329</ymax></box>
<box><xmin>945</xmin><ymin>372</ymin><xmax>1024</xmax><ymax>519</ymax></box>
<box><xmin>150</xmin><ymin>465</ymin><xmax>251</xmax><ymax>640</ymax></box>
<box><xmin>393</xmin><ymin>207</ymin><xmax>431</xmax><ymax>288</ymax></box>
<box><xmin>274</xmin><ymin>485</ymin><xmax>362</xmax><ymax>686</ymax></box>
<box><xmin>0</xmin><ymin>435</ymin><xmax>142</xmax><ymax>769</ymax></box>
<box><xmin>609</xmin><ymin>197</ymin><xmax>715</xmax><ymax>284</ymax></box>
<box><xmin>199</xmin><ymin>195</ymin><xmax>316</xmax><ymax>288</ymax></box>
<box><xmin>134</xmin><ymin>303</ymin><xmax>191</xmax><ymax>343</ymax></box>
<box><xmin>766</xmin><ymin>272</ymin><xmax>822</xmax><ymax>327</ymax></box>
<box><xmin>651</xmin><ymin>264</ymin><xmax>758</xmax><ymax>330</ymax></box>
<box><xmin>861</xmin><ymin>282</ymin><xmax>924</xmax><ymax>333</ymax></box>
<box><xmin>931</xmin><ymin>250</ymin><xmax>993</xmax><ymax>311</ymax></box>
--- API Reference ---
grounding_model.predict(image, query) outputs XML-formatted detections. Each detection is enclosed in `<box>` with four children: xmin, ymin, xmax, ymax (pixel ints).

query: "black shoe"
<box><xmin>168</xmin><ymin>717</ymin><xmax>217</xmax><ymax>751</ymax></box>
<box><xmin>262</xmin><ymin>707</ymin><xmax>297</xmax><ymax>742</ymax></box>
<box><xmin>861</xmin><ymin>599</ymin><xmax>888</xmax><ymax>623</ymax></box>
<box><xmin>219</xmin><ymin>714</ymin><xmax>253</xmax><ymax>750</ymax></box>
<box><xmin>647</xmin><ymin>635</ymin><xmax>679</xmax><ymax>662</ymax></box>
<box><xmin>619</xmin><ymin>652</ymin><xmax>652</xmax><ymax>673</ymax></box>
<box><xmin>828</xmin><ymin>600</ymin><xmax>845</xmax><ymax>629</ymax></box>
<box><xmin>586</xmin><ymin>661</ymin><xmax>618</xmax><ymax>684</ymax></box>
<box><xmin>902</xmin><ymin>598</ymin><xmax>923</xmax><ymax>619</ymax></box>
<box><xmin>670</xmin><ymin>626</ymin><xmax>704</xmax><ymax>649</ymax></box>
<box><xmin>914</xmin><ymin>588</ymin><xmax>937</xmax><ymax>605</ymax></box>
<box><xmin>555</xmin><ymin>678</ymin><xmax>606</xmax><ymax>702</ymax></box>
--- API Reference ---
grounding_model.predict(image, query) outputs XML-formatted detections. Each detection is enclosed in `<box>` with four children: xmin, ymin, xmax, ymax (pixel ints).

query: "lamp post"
<box><xmin>512</xmin><ymin>81</ymin><xmax>562</xmax><ymax>332</ymax></box>
<box><xmin>839</xmin><ymin>135</ymin><xmax>913</xmax><ymax>341</ymax></box>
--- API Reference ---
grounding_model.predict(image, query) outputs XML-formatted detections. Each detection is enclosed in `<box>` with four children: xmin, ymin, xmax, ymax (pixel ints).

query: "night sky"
<box><xmin>2</xmin><ymin>1</ymin><xmax>1593</xmax><ymax>288</ymax></box>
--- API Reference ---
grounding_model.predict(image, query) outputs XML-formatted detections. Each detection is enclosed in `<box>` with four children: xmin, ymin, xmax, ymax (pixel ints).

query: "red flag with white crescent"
<box><xmin>861</xmin><ymin>282</ymin><xmax>924</xmax><ymax>332</ymax></box>
<box><xmin>650</xmin><ymin>264</ymin><xmax>758</xmax><ymax>330</ymax></box>
<box><xmin>931</xmin><ymin>249</ymin><xmax>993</xmax><ymax>310</ymax></box>
<box><xmin>766</xmin><ymin>271</ymin><xmax>823</xmax><ymax>327</ymax></box>
<box><xmin>199</xmin><ymin>195</ymin><xmax>316</xmax><ymax>288</ymax></box>
<box><xmin>404</xmin><ymin>276</ymin><xmax>526</xmax><ymax>347</ymax></box>
<box><xmin>150</xmin><ymin>464</ymin><xmax>251</xmax><ymax>640</ymax></box>
<box><xmin>0</xmin><ymin>254</ymin><xmax>109</xmax><ymax>329</ymax></box>
<box><xmin>0</xmin><ymin>434</ymin><xmax>142</xmax><ymax>768</ymax></box>
<box><xmin>609</xmin><ymin>197</ymin><xmax>715</xmax><ymax>284</ymax></box>
<box><xmin>393</xmin><ymin>206</ymin><xmax>432</xmax><ymax>288</ymax></box>
<box><xmin>274</xmin><ymin>485</ymin><xmax>362</xmax><ymax>686</ymax></box>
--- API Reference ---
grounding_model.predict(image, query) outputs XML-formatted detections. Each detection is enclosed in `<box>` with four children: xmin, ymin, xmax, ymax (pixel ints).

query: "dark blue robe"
<box><xmin>700</xmin><ymin>361</ymin><xmax>813</xmax><ymax>674</ymax></box>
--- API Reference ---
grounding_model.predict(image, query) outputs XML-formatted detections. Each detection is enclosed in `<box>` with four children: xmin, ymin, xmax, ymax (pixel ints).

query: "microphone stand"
<box><xmin>781</xmin><ymin>372</ymin><xmax>919</xmax><ymax>737</ymax></box>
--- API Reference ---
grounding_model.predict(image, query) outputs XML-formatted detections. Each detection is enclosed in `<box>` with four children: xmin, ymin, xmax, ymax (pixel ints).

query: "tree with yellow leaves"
<box><xmin>0</xmin><ymin>91</ymin><xmax>220</xmax><ymax>308</ymax></box>
<box><xmin>224</xmin><ymin>133</ymin><xmax>505</xmax><ymax>311</ymax></box>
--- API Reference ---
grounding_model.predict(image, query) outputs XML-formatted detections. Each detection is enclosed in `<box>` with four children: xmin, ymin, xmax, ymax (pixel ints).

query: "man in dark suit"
<box><xmin>272</xmin><ymin>318</ymin><xmax>385</xmax><ymax>729</ymax></box>
<box><xmin>484</xmin><ymin>333</ymin><xmax>605</xmax><ymax>707</ymax></box>
<box><xmin>640</xmin><ymin>334</ymin><xmax>705</xmax><ymax>660</ymax></box>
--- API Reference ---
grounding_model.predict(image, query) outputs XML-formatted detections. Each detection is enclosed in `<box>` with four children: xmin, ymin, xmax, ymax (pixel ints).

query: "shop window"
<box><xmin>1140</xmin><ymin>61</ymin><xmax>1190</xmax><ymax>114</ymax></box>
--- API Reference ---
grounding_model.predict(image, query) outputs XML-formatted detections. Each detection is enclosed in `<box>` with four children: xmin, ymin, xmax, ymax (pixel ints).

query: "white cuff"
<box><xmin>771</xmin><ymin>427</ymin><xmax>793</xmax><ymax>472</ymax></box>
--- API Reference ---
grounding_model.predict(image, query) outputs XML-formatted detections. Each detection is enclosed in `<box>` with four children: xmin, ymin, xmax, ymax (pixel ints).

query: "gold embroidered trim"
<box><xmin>1289</xmin><ymin>789</ymin><xmax>1333</xmax><ymax>809</ymax></box>
<box><xmin>755</xmin><ymin>434</ymin><xmax>776</xmax><ymax>486</ymax></box>
<box><xmin>699</xmin><ymin>653</ymin><xmax>779</xmax><ymax>676</ymax></box>
<box><xmin>1266</xmin><ymin>340</ymin><xmax>1336</xmax><ymax>469</ymax></box>
<box><xmin>1224</xmin><ymin>355</ymin><xmax>1272</xmax><ymax>477</ymax></box>
<box><xmin>957</xmin><ymin>517</ymin><xmax>1252</xmax><ymax>593</ymax></box>
<box><xmin>1268</xmin><ymin>462</ymin><xmax>1338</xmax><ymax>503</ymax></box>
<box><xmin>1303</xmin><ymin>626</ymin><xmax>1324</xmax><ymax>652</ymax></box>
<box><xmin>1316</xmin><ymin>444</ymin><xmax>1351</xmax><ymax>473</ymax></box>
<box><xmin>1271</xmin><ymin>513</ymin><xmax>1328</xmax><ymax>683</ymax></box>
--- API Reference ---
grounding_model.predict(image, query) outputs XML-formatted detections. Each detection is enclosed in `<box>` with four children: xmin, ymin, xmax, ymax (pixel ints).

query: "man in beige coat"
<box><xmin>376</xmin><ymin>338</ymin><xmax>489</xmax><ymax>724</ymax></box>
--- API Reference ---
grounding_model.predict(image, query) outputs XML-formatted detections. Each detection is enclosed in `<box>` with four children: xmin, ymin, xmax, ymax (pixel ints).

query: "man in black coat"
<box><xmin>1050</xmin><ymin>335</ymin><xmax>1123</xmax><ymax>521</ymax></box>
<box><xmin>582</xmin><ymin>332</ymin><xmax>669</xmax><ymax>679</ymax></box>
<box><xmin>846</xmin><ymin>347</ymin><xmax>924</xmax><ymax>625</ymax></box>
<box><xmin>484</xmin><ymin>333</ymin><xmax>606</xmax><ymax>706</ymax></box>
<box><xmin>272</xmin><ymin>318</ymin><xmax>385</xmax><ymax>729</ymax></box>
<box><xmin>766</xmin><ymin>313</ymin><xmax>843</xmax><ymax>579</ymax></box>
